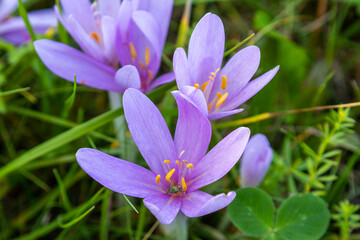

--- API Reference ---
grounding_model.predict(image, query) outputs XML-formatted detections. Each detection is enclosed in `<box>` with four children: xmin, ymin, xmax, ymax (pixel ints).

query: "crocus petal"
<box><xmin>0</xmin><ymin>0</ymin><xmax>18</xmax><ymax>21</ymax></box>
<box><xmin>173</xmin><ymin>48</ymin><xmax>193</xmax><ymax>88</ymax></box>
<box><xmin>76</xmin><ymin>148</ymin><xmax>161</xmax><ymax>198</ymax></box>
<box><xmin>181</xmin><ymin>190</ymin><xmax>236</xmax><ymax>217</ymax></box>
<box><xmin>131</xmin><ymin>11</ymin><xmax>161</xmax><ymax>55</ymax></box>
<box><xmin>101</xmin><ymin>15</ymin><xmax>118</xmax><ymax>65</ymax></box>
<box><xmin>223</xmin><ymin>66</ymin><xmax>279</xmax><ymax>111</ymax></box>
<box><xmin>144</xmin><ymin>194</ymin><xmax>181</xmax><ymax>224</ymax></box>
<box><xmin>117</xmin><ymin>0</ymin><xmax>133</xmax><ymax>43</ymax></box>
<box><xmin>146</xmin><ymin>72</ymin><xmax>175</xmax><ymax>93</ymax></box>
<box><xmin>114</xmin><ymin>65</ymin><xmax>141</xmax><ymax>92</ymax></box>
<box><xmin>210</xmin><ymin>46</ymin><xmax>260</xmax><ymax>100</ymax></box>
<box><xmin>208</xmin><ymin>108</ymin><xmax>244</xmax><ymax>121</ymax></box>
<box><xmin>60</xmin><ymin>0</ymin><xmax>96</xmax><ymax>32</ymax></box>
<box><xmin>0</xmin><ymin>9</ymin><xmax>57</xmax><ymax>37</ymax></box>
<box><xmin>172</xmin><ymin>91</ymin><xmax>211</xmax><ymax>166</ymax></box>
<box><xmin>98</xmin><ymin>0</ymin><xmax>121</xmax><ymax>19</ymax></box>
<box><xmin>123</xmin><ymin>88</ymin><xmax>177</xmax><ymax>176</ymax></box>
<box><xmin>135</xmin><ymin>0</ymin><xmax>173</xmax><ymax>46</ymax></box>
<box><xmin>189</xmin><ymin>127</ymin><xmax>250</xmax><ymax>191</ymax></box>
<box><xmin>177</xmin><ymin>86</ymin><xmax>208</xmax><ymax>116</ymax></box>
<box><xmin>241</xmin><ymin>134</ymin><xmax>273</xmax><ymax>187</ymax></box>
<box><xmin>188</xmin><ymin>13</ymin><xmax>224</xmax><ymax>85</ymax></box>
<box><xmin>66</xmin><ymin>15</ymin><xmax>107</xmax><ymax>63</ymax></box>
<box><xmin>34</xmin><ymin>39</ymin><xmax>122</xmax><ymax>92</ymax></box>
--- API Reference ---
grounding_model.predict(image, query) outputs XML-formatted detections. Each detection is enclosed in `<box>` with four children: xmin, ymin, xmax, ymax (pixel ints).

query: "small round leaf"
<box><xmin>275</xmin><ymin>193</ymin><xmax>330</xmax><ymax>240</ymax></box>
<box><xmin>228</xmin><ymin>187</ymin><xmax>275</xmax><ymax>237</ymax></box>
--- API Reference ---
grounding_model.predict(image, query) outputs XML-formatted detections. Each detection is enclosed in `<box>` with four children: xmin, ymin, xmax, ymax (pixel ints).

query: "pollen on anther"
<box><xmin>163</xmin><ymin>160</ymin><xmax>171</xmax><ymax>164</ymax></box>
<box><xmin>145</xmin><ymin>46</ymin><xmax>150</xmax><ymax>65</ymax></box>
<box><xmin>129</xmin><ymin>42</ymin><xmax>137</xmax><ymax>60</ymax></box>
<box><xmin>186</xmin><ymin>163</ymin><xmax>194</xmax><ymax>169</ymax></box>
<box><xmin>194</xmin><ymin>83</ymin><xmax>200</xmax><ymax>89</ymax></box>
<box><xmin>215</xmin><ymin>92</ymin><xmax>228</xmax><ymax>109</ymax></box>
<box><xmin>90</xmin><ymin>32</ymin><xmax>100</xmax><ymax>43</ymax></box>
<box><xmin>217</xmin><ymin>92</ymin><xmax>222</xmax><ymax>99</ymax></box>
<box><xmin>138</xmin><ymin>61</ymin><xmax>146</xmax><ymax>70</ymax></box>
<box><xmin>155</xmin><ymin>175</ymin><xmax>161</xmax><ymax>184</ymax></box>
<box><xmin>181</xmin><ymin>178</ymin><xmax>187</xmax><ymax>191</ymax></box>
<box><xmin>201</xmin><ymin>81</ymin><xmax>209</xmax><ymax>91</ymax></box>
<box><xmin>221</xmin><ymin>75</ymin><xmax>227</xmax><ymax>90</ymax></box>
<box><xmin>148</xmin><ymin>70</ymin><xmax>153</xmax><ymax>80</ymax></box>
<box><xmin>165</xmin><ymin>169</ymin><xmax>175</xmax><ymax>181</ymax></box>
<box><xmin>175</xmin><ymin>160</ymin><xmax>179</xmax><ymax>165</ymax></box>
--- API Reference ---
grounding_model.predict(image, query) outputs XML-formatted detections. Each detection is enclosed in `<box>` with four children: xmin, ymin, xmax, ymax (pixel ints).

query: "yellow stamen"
<box><xmin>201</xmin><ymin>81</ymin><xmax>209</xmax><ymax>91</ymax></box>
<box><xmin>163</xmin><ymin>160</ymin><xmax>171</xmax><ymax>164</ymax></box>
<box><xmin>207</xmin><ymin>103</ymin><xmax>213</xmax><ymax>111</ymax></box>
<box><xmin>215</xmin><ymin>92</ymin><xmax>228</xmax><ymax>108</ymax></box>
<box><xmin>90</xmin><ymin>32</ymin><xmax>100</xmax><ymax>43</ymax></box>
<box><xmin>138</xmin><ymin>61</ymin><xmax>146</xmax><ymax>70</ymax></box>
<box><xmin>183</xmin><ymin>160</ymin><xmax>188</xmax><ymax>164</ymax></box>
<box><xmin>217</xmin><ymin>92</ymin><xmax>222</xmax><ymax>99</ymax></box>
<box><xmin>209</xmin><ymin>76</ymin><xmax>215</xmax><ymax>81</ymax></box>
<box><xmin>145</xmin><ymin>46</ymin><xmax>150</xmax><ymax>65</ymax></box>
<box><xmin>211</xmin><ymin>68</ymin><xmax>220</xmax><ymax>78</ymax></box>
<box><xmin>148</xmin><ymin>70</ymin><xmax>153</xmax><ymax>80</ymax></box>
<box><xmin>165</xmin><ymin>169</ymin><xmax>175</xmax><ymax>181</ymax></box>
<box><xmin>129</xmin><ymin>42</ymin><xmax>137</xmax><ymax>60</ymax></box>
<box><xmin>179</xmin><ymin>150</ymin><xmax>185</xmax><ymax>158</ymax></box>
<box><xmin>155</xmin><ymin>175</ymin><xmax>161</xmax><ymax>184</ymax></box>
<box><xmin>175</xmin><ymin>160</ymin><xmax>179</xmax><ymax>165</ymax></box>
<box><xmin>181</xmin><ymin>178</ymin><xmax>187</xmax><ymax>191</ymax></box>
<box><xmin>194</xmin><ymin>83</ymin><xmax>200</xmax><ymax>89</ymax></box>
<box><xmin>221</xmin><ymin>75</ymin><xmax>227</xmax><ymax>90</ymax></box>
<box><xmin>186</xmin><ymin>163</ymin><xmax>194</xmax><ymax>169</ymax></box>
<box><xmin>45</xmin><ymin>27</ymin><xmax>55</xmax><ymax>38</ymax></box>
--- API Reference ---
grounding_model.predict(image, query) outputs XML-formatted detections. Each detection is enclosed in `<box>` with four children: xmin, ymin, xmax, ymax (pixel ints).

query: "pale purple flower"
<box><xmin>76</xmin><ymin>88</ymin><xmax>250</xmax><ymax>224</ymax></box>
<box><xmin>173</xmin><ymin>13</ymin><xmax>279</xmax><ymax>120</ymax></box>
<box><xmin>34</xmin><ymin>0</ymin><xmax>174</xmax><ymax>93</ymax></box>
<box><xmin>240</xmin><ymin>134</ymin><xmax>273</xmax><ymax>187</ymax></box>
<box><xmin>0</xmin><ymin>0</ymin><xmax>57</xmax><ymax>45</ymax></box>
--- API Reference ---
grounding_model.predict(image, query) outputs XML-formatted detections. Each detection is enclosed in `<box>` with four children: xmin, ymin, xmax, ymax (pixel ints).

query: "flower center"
<box><xmin>154</xmin><ymin>150</ymin><xmax>193</xmax><ymax>196</ymax></box>
<box><xmin>193</xmin><ymin>68</ymin><xmax>229</xmax><ymax>113</ymax></box>
<box><xmin>128</xmin><ymin>43</ymin><xmax>153</xmax><ymax>90</ymax></box>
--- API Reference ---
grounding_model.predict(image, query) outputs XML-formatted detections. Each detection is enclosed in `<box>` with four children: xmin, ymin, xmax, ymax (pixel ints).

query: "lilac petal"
<box><xmin>208</xmin><ymin>108</ymin><xmax>244</xmax><ymax>121</ymax></box>
<box><xmin>34</xmin><ymin>39</ymin><xmax>122</xmax><ymax>92</ymax></box>
<box><xmin>172</xmin><ymin>91</ymin><xmax>211</xmax><ymax>166</ymax></box>
<box><xmin>131</xmin><ymin>11</ymin><xmax>161</xmax><ymax>55</ymax></box>
<box><xmin>146</xmin><ymin>72</ymin><xmax>175</xmax><ymax>93</ymax></box>
<box><xmin>0</xmin><ymin>9</ymin><xmax>57</xmax><ymax>36</ymax></box>
<box><xmin>241</xmin><ymin>134</ymin><xmax>273</xmax><ymax>187</ymax></box>
<box><xmin>60</xmin><ymin>0</ymin><xmax>95</xmax><ymax>33</ymax></box>
<box><xmin>188</xmin><ymin>13</ymin><xmax>224</xmax><ymax>86</ymax></box>
<box><xmin>1</xmin><ymin>31</ymin><xmax>29</xmax><ymax>45</ymax></box>
<box><xmin>66</xmin><ymin>15</ymin><xmax>107</xmax><ymax>63</ymax></box>
<box><xmin>188</xmin><ymin>127</ymin><xmax>250</xmax><ymax>191</ymax></box>
<box><xmin>101</xmin><ymin>15</ymin><xmax>118</xmax><ymax>65</ymax></box>
<box><xmin>181</xmin><ymin>190</ymin><xmax>236</xmax><ymax>217</ymax></box>
<box><xmin>144</xmin><ymin>195</ymin><xmax>181</xmax><ymax>224</ymax></box>
<box><xmin>223</xmin><ymin>66</ymin><xmax>280</xmax><ymax>111</ymax></box>
<box><xmin>123</xmin><ymin>88</ymin><xmax>177</xmax><ymax>176</ymax></box>
<box><xmin>173</xmin><ymin>48</ymin><xmax>193</xmax><ymax>88</ymax></box>
<box><xmin>98</xmin><ymin>0</ymin><xmax>120</xmax><ymax>19</ymax></box>
<box><xmin>135</xmin><ymin>0</ymin><xmax>173</xmax><ymax>45</ymax></box>
<box><xmin>114</xmin><ymin>65</ymin><xmax>141</xmax><ymax>92</ymax></box>
<box><xmin>117</xmin><ymin>0</ymin><xmax>133</xmax><ymax>43</ymax></box>
<box><xmin>178</xmin><ymin>86</ymin><xmax>208</xmax><ymax>116</ymax></box>
<box><xmin>76</xmin><ymin>148</ymin><xmax>161</xmax><ymax>198</ymax></box>
<box><xmin>0</xmin><ymin>0</ymin><xmax>18</xmax><ymax>21</ymax></box>
<box><xmin>210</xmin><ymin>46</ymin><xmax>260</xmax><ymax>100</ymax></box>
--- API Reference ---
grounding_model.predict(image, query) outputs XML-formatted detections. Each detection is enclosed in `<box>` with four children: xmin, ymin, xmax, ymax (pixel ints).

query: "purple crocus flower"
<box><xmin>34</xmin><ymin>0</ymin><xmax>174</xmax><ymax>93</ymax></box>
<box><xmin>0</xmin><ymin>0</ymin><xmax>57</xmax><ymax>45</ymax></box>
<box><xmin>173</xmin><ymin>13</ymin><xmax>279</xmax><ymax>120</ymax></box>
<box><xmin>240</xmin><ymin>134</ymin><xmax>272</xmax><ymax>187</ymax></box>
<box><xmin>76</xmin><ymin>88</ymin><xmax>250</xmax><ymax>224</ymax></box>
